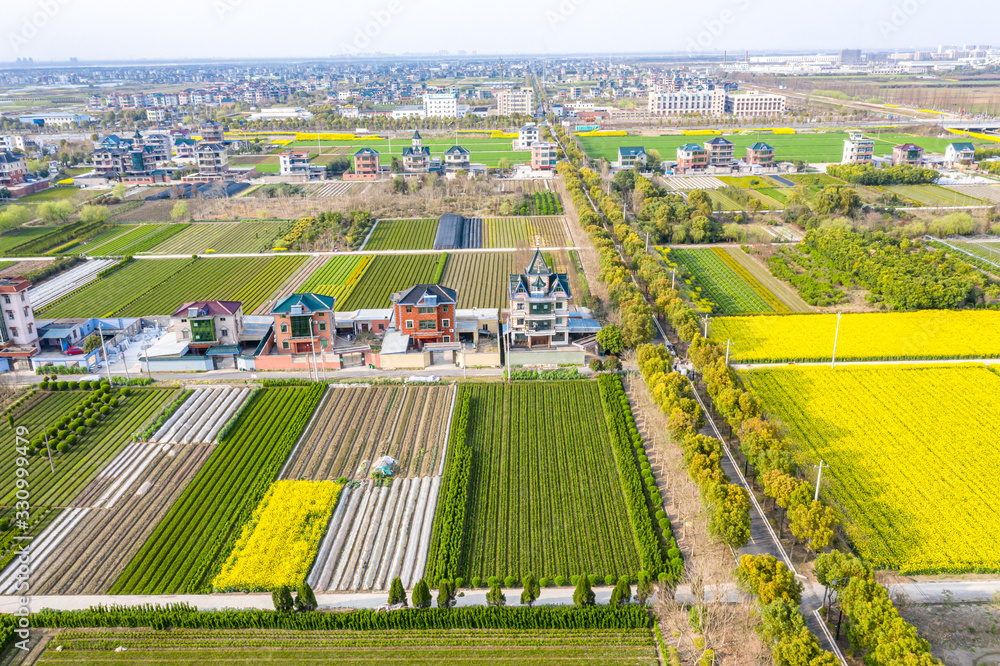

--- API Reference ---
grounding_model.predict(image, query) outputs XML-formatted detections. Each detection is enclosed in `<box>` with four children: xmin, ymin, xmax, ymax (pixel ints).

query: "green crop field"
<box><xmin>885</xmin><ymin>184</ymin><xmax>984</xmax><ymax>207</ymax></box>
<box><xmin>660</xmin><ymin>247</ymin><xmax>781</xmax><ymax>314</ymax></box>
<box><xmin>0</xmin><ymin>226</ymin><xmax>56</xmax><ymax>257</ymax></box>
<box><xmin>111</xmin><ymin>385</ymin><xmax>325</xmax><ymax>594</ymax></box>
<box><xmin>37</xmin><ymin>627</ymin><xmax>659</xmax><ymax>664</ymax></box>
<box><xmin>440</xmin><ymin>251</ymin><xmax>520</xmax><ymax>309</ymax></box>
<box><xmin>280</xmin><ymin>137</ymin><xmax>529</xmax><ymax>167</ymax></box>
<box><xmin>339</xmin><ymin>253</ymin><xmax>445</xmax><ymax>310</ymax></box>
<box><xmin>484</xmin><ymin>217</ymin><xmax>568</xmax><ymax>248</ymax></box>
<box><xmin>363</xmin><ymin>219</ymin><xmax>438</xmax><ymax>251</ymax></box>
<box><xmin>39</xmin><ymin>258</ymin><xmax>194</xmax><ymax>318</ymax></box>
<box><xmin>578</xmin><ymin>132</ymin><xmax>990</xmax><ymax>163</ymax></box>
<box><xmin>91</xmin><ymin>224</ymin><xmax>189</xmax><ymax>256</ymax></box>
<box><xmin>117</xmin><ymin>256</ymin><xmax>307</xmax><ymax>316</ymax></box>
<box><xmin>432</xmin><ymin>380</ymin><xmax>677</xmax><ymax>584</ymax></box>
<box><xmin>67</xmin><ymin>225</ymin><xmax>135</xmax><ymax>255</ymax></box>
<box><xmin>147</xmin><ymin>221</ymin><xmax>290</xmax><ymax>254</ymax></box>
<box><xmin>298</xmin><ymin>255</ymin><xmax>371</xmax><ymax>304</ymax></box>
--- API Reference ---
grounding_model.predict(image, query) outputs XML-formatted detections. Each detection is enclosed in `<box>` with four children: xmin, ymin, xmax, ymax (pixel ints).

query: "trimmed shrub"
<box><xmin>75</xmin><ymin>426</ymin><xmax>86</xmax><ymax>436</ymax></box>
<box><xmin>503</xmin><ymin>575</ymin><xmax>517</xmax><ymax>588</ymax></box>
<box><xmin>555</xmin><ymin>576</ymin><xmax>567</xmax><ymax>586</ymax></box>
<box><xmin>84</xmin><ymin>418</ymin><xmax>97</xmax><ymax>427</ymax></box>
<box><xmin>56</xmin><ymin>443</ymin><xmax>69</xmax><ymax>453</ymax></box>
<box><xmin>604</xmin><ymin>574</ymin><xmax>616</xmax><ymax>586</ymax></box>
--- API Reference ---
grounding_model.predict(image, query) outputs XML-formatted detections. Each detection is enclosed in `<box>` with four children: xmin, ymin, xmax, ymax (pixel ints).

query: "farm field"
<box><xmin>146</xmin><ymin>221</ymin><xmax>289</xmax><ymax>254</ymax></box>
<box><xmin>308</xmin><ymin>476</ymin><xmax>441</xmax><ymax>592</ymax></box>
<box><xmin>440</xmin><ymin>251</ymin><xmax>520</xmax><ymax>309</ymax></box>
<box><xmin>66</xmin><ymin>225</ymin><xmax>135</xmax><ymax>255</ymax></box>
<box><xmin>36</xmin><ymin>627</ymin><xmax>659</xmax><ymax>664</ymax></box>
<box><xmin>283</xmin><ymin>385</ymin><xmax>453</xmax><ymax>480</ymax></box>
<box><xmin>27</xmin><ymin>258</ymin><xmax>117</xmax><ymax>309</ymax></box>
<box><xmin>659</xmin><ymin>247</ymin><xmax>787</xmax><ymax>314</ymax></box>
<box><xmin>213</xmin><ymin>480</ymin><xmax>341</xmax><ymax>592</ymax></box>
<box><xmin>579</xmin><ymin>132</ymin><xmax>991</xmax><ymax>163</ymax></box>
<box><xmin>484</xmin><ymin>216</ymin><xmax>568</xmax><ymax>248</ymax></box>
<box><xmin>91</xmin><ymin>224</ymin><xmax>189</xmax><ymax>256</ymax></box>
<box><xmin>150</xmin><ymin>388</ymin><xmax>250</xmax><ymax>444</ymax></box>
<box><xmin>885</xmin><ymin>184</ymin><xmax>984</xmax><ymax>207</ymax></box>
<box><xmin>721</xmin><ymin>247</ymin><xmax>813</xmax><ymax>311</ymax></box>
<box><xmin>110</xmin><ymin>385</ymin><xmax>325</xmax><ymax>594</ymax></box>
<box><xmin>298</xmin><ymin>254</ymin><xmax>372</xmax><ymax>305</ymax></box>
<box><xmin>0</xmin><ymin>226</ymin><xmax>55</xmax><ymax>257</ymax></box>
<box><xmin>941</xmin><ymin>184</ymin><xmax>1000</xmax><ymax>204</ymax></box>
<box><xmin>742</xmin><ymin>364</ymin><xmax>1000</xmax><ymax>573</ymax></box>
<box><xmin>705</xmin><ymin>190</ymin><xmax>744</xmax><ymax>210</ymax></box>
<box><xmin>24</xmin><ymin>442</ymin><xmax>214</xmax><ymax>594</ymax></box>
<box><xmin>116</xmin><ymin>255</ymin><xmax>307</xmax><ymax>316</ymax></box>
<box><xmin>338</xmin><ymin>253</ymin><xmax>444</xmax><ymax>311</ymax></box>
<box><xmin>711</xmin><ymin>310</ymin><xmax>1000</xmax><ymax>363</ymax></box>
<box><xmin>453</xmin><ymin>382</ymin><xmax>641</xmax><ymax>582</ymax></box>
<box><xmin>256</xmin><ymin>255</ymin><xmax>328</xmax><ymax>314</ymax></box>
<box><xmin>953</xmin><ymin>238</ymin><xmax>1000</xmax><ymax>265</ymax></box>
<box><xmin>363</xmin><ymin>219</ymin><xmax>438</xmax><ymax>251</ymax></box>
<box><xmin>280</xmin><ymin>137</ymin><xmax>530</xmax><ymax>167</ymax></box>
<box><xmin>37</xmin><ymin>258</ymin><xmax>193</xmax><ymax>318</ymax></box>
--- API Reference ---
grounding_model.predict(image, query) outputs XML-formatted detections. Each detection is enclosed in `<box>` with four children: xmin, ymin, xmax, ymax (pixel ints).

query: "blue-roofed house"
<box><xmin>270</xmin><ymin>293</ymin><xmax>336</xmax><ymax>355</ymax></box>
<box><xmin>615</xmin><ymin>146</ymin><xmax>647</xmax><ymax>169</ymax></box>
<box><xmin>945</xmin><ymin>142</ymin><xmax>976</xmax><ymax>167</ymax></box>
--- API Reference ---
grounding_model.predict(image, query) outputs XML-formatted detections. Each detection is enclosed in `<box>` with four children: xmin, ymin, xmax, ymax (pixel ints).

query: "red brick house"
<box><xmin>390</xmin><ymin>284</ymin><xmax>457</xmax><ymax>349</ymax></box>
<box><xmin>270</xmin><ymin>293</ymin><xmax>336</xmax><ymax>354</ymax></box>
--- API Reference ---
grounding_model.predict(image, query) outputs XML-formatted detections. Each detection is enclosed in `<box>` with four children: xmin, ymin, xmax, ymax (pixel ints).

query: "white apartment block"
<box><xmin>647</xmin><ymin>89</ymin><xmax>726</xmax><ymax>116</ymax></box>
<box><xmin>424</xmin><ymin>93</ymin><xmax>458</xmax><ymax>118</ymax></box>
<box><xmin>0</xmin><ymin>135</ymin><xmax>26</xmax><ymax>152</ymax></box>
<box><xmin>842</xmin><ymin>132</ymin><xmax>875</xmax><ymax>164</ymax></box>
<box><xmin>725</xmin><ymin>91</ymin><xmax>787</xmax><ymax>117</ymax></box>
<box><xmin>495</xmin><ymin>88</ymin><xmax>534</xmax><ymax>117</ymax></box>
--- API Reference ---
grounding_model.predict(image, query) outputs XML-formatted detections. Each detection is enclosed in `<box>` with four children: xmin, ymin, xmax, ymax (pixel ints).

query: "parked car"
<box><xmin>65</xmin><ymin>347</ymin><xmax>84</xmax><ymax>356</ymax></box>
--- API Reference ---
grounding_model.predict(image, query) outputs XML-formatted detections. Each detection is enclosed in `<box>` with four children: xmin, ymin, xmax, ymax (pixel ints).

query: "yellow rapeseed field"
<box><xmin>213</xmin><ymin>480</ymin><xmax>341</xmax><ymax>591</ymax></box>
<box><xmin>712</xmin><ymin>311</ymin><xmax>1000</xmax><ymax>363</ymax></box>
<box><xmin>742</xmin><ymin>364</ymin><xmax>1000</xmax><ymax>573</ymax></box>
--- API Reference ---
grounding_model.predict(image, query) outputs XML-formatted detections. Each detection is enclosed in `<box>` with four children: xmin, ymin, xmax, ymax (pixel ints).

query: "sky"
<box><xmin>3</xmin><ymin>0</ymin><xmax>997</xmax><ymax>63</ymax></box>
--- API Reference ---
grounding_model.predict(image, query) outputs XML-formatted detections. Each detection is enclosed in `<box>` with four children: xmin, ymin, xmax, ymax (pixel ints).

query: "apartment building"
<box><xmin>530</xmin><ymin>142</ymin><xmax>558</xmax><ymax>171</ymax></box>
<box><xmin>725</xmin><ymin>91</ymin><xmax>786</xmax><ymax>117</ymax></box>
<box><xmin>842</xmin><ymin>132</ymin><xmax>875</xmax><ymax>164</ymax></box>
<box><xmin>0</xmin><ymin>136</ymin><xmax>26</xmax><ymax>152</ymax></box>
<box><xmin>495</xmin><ymin>88</ymin><xmax>534</xmax><ymax>116</ymax></box>
<box><xmin>647</xmin><ymin>88</ymin><xmax>725</xmax><ymax>116</ymax></box>
<box><xmin>423</xmin><ymin>92</ymin><xmax>458</xmax><ymax>118</ymax></box>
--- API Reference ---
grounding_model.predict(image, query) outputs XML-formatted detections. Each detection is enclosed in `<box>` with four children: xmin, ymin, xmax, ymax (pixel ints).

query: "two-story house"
<box><xmin>270</xmin><ymin>293</ymin><xmax>336</xmax><ymax>354</ymax></box>
<box><xmin>170</xmin><ymin>300</ymin><xmax>243</xmax><ymax>352</ymax></box>
<box><xmin>402</xmin><ymin>130</ymin><xmax>430</xmax><ymax>172</ymax></box>
<box><xmin>745</xmin><ymin>142</ymin><xmax>775</xmax><ymax>166</ymax></box>
<box><xmin>390</xmin><ymin>284</ymin><xmax>457</xmax><ymax>349</ymax></box>
<box><xmin>891</xmin><ymin>143</ymin><xmax>925</xmax><ymax>167</ymax></box>
<box><xmin>615</xmin><ymin>146</ymin><xmax>647</xmax><ymax>170</ymax></box>
<box><xmin>443</xmin><ymin>145</ymin><xmax>471</xmax><ymax>171</ymax></box>
<box><xmin>507</xmin><ymin>248</ymin><xmax>572</xmax><ymax>348</ymax></box>
<box><xmin>676</xmin><ymin>144</ymin><xmax>709</xmax><ymax>171</ymax></box>
<box><xmin>705</xmin><ymin>137</ymin><xmax>735</xmax><ymax>166</ymax></box>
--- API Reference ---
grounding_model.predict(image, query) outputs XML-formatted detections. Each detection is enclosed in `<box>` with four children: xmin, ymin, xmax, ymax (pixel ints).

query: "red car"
<box><xmin>65</xmin><ymin>347</ymin><xmax>84</xmax><ymax>356</ymax></box>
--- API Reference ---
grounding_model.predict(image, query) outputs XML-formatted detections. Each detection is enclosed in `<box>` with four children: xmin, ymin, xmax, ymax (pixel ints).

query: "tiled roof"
<box><xmin>271</xmin><ymin>293</ymin><xmax>335</xmax><ymax>314</ymax></box>
<box><xmin>171</xmin><ymin>300</ymin><xmax>242</xmax><ymax>317</ymax></box>
<box><xmin>390</xmin><ymin>284</ymin><xmax>457</xmax><ymax>306</ymax></box>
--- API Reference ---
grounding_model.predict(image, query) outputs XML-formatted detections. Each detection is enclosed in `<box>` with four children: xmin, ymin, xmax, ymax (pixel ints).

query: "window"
<box><xmin>2</xmin><ymin>296</ymin><xmax>8</xmax><ymax>304</ymax></box>
<box><xmin>443</xmin><ymin>335</ymin><xmax>450</xmax><ymax>342</ymax></box>
<box><xmin>320</xmin><ymin>337</ymin><xmax>328</xmax><ymax>348</ymax></box>
<box><xmin>19</xmin><ymin>292</ymin><xmax>24</xmax><ymax>302</ymax></box>
<box><xmin>378</xmin><ymin>324</ymin><xmax>384</xmax><ymax>331</ymax></box>
<box><xmin>220</xmin><ymin>317</ymin><xmax>226</xmax><ymax>322</ymax></box>
<box><xmin>182</xmin><ymin>329</ymin><xmax>190</xmax><ymax>339</ymax></box>
<box><xmin>417</xmin><ymin>306</ymin><xmax>435</xmax><ymax>314</ymax></box>
<box><xmin>282</xmin><ymin>340</ymin><xmax>290</xmax><ymax>350</ymax></box>
<box><xmin>406</xmin><ymin>306</ymin><xmax>412</xmax><ymax>313</ymax></box>
<box><xmin>280</xmin><ymin>322</ymin><xmax>288</xmax><ymax>333</ymax></box>
<box><xmin>318</xmin><ymin>321</ymin><xmax>326</xmax><ymax>331</ymax></box>
<box><xmin>9</xmin><ymin>327</ymin><xmax>16</xmax><ymax>338</ymax></box>
<box><xmin>221</xmin><ymin>328</ymin><xmax>229</xmax><ymax>338</ymax></box>
<box><xmin>6</xmin><ymin>311</ymin><xmax>12</xmax><ymax>321</ymax></box>
<box><xmin>27</xmin><ymin>323</ymin><xmax>32</xmax><ymax>334</ymax></box>
<box><xmin>181</xmin><ymin>318</ymin><xmax>187</xmax><ymax>323</ymax></box>
<box><xmin>419</xmin><ymin>320</ymin><xmax>436</xmax><ymax>331</ymax></box>
<box><xmin>442</xmin><ymin>305</ymin><xmax>449</xmax><ymax>312</ymax></box>
<box><xmin>441</xmin><ymin>319</ymin><xmax>450</xmax><ymax>328</ymax></box>
<box><xmin>405</xmin><ymin>320</ymin><xmax>413</xmax><ymax>329</ymax></box>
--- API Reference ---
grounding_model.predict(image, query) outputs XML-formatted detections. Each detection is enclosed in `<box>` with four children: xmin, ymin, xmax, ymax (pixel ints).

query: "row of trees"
<box><xmin>826</xmin><ymin>163</ymin><xmax>939</xmax><ymax>186</ymax></box>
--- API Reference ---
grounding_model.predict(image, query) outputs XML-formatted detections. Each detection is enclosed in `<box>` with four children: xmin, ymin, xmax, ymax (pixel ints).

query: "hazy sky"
<box><xmin>3</xmin><ymin>0</ymin><xmax>996</xmax><ymax>63</ymax></box>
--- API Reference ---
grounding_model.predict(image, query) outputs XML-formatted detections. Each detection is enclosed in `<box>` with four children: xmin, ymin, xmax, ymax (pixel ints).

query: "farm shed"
<box><xmin>433</xmin><ymin>214</ymin><xmax>465</xmax><ymax>250</ymax></box>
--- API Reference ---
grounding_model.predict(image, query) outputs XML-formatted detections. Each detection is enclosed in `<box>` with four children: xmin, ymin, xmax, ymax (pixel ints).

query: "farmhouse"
<box><xmin>842</xmin><ymin>132</ymin><xmax>875</xmax><ymax>164</ymax></box>
<box><xmin>530</xmin><ymin>142</ymin><xmax>558</xmax><ymax>171</ymax></box>
<box><xmin>0</xmin><ymin>151</ymin><xmax>27</xmax><ymax>187</ymax></box>
<box><xmin>507</xmin><ymin>248</ymin><xmax>573</xmax><ymax>349</ymax></box>
<box><xmin>676</xmin><ymin>143</ymin><xmax>708</xmax><ymax>171</ymax></box>
<box><xmin>512</xmin><ymin>125</ymin><xmax>540</xmax><ymax>151</ymax></box>
<box><xmin>270</xmin><ymin>293</ymin><xmax>336</xmax><ymax>355</ymax></box>
<box><xmin>945</xmin><ymin>142</ymin><xmax>976</xmax><ymax>167</ymax></box>
<box><xmin>169</xmin><ymin>300</ymin><xmax>244</xmax><ymax>353</ymax></box>
<box><xmin>0</xmin><ymin>275</ymin><xmax>38</xmax><ymax>370</ymax></box>
<box><xmin>389</xmin><ymin>284</ymin><xmax>457</xmax><ymax>349</ymax></box>
<box><xmin>705</xmin><ymin>137</ymin><xmax>735</xmax><ymax>166</ymax></box>
<box><xmin>443</xmin><ymin>145</ymin><xmax>471</xmax><ymax>170</ymax></box>
<box><xmin>891</xmin><ymin>143</ymin><xmax>925</xmax><ymax>166</ymax></box>
<box><xmin>351</xmin><ymin>147</ymin><xmax>380</xmax><ymax>177</ymax></box>
<box><xmin>745</xmin><ymin>142</ymin><xmax>775</xmax><ymax>166</ymax></box>
<box><xmin>615</xmin><ymin>146</ymin><xmax>647</xmax><ymax>170</ymax></box>
<box><xmin>402</xmin><ymin>130</ymin><xmax>431</xmax><ymax>173</ymax></box>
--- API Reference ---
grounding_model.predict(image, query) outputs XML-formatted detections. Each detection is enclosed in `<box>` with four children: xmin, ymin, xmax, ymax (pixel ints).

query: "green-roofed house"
<box><xmin>270</xmin><ymin>293</ymin><xmax>336</xmax><ymax>354</ymax></box>
<box><xmin>615</xmin><ymin>146</ymin><xmax>647</xmax><ymax>170</ymax></box>
<box><xmin>746</xmin><ymin>142</ymin><xmax>775</xmax><ymax>166</ymax></box>
<box><xmin>676</xmin><ymin>143</ymin><xmax>708</xmax><ymax>171</ymax></box>
<box><xmin>945</xmin><ymin>142</ymin><xmax>977</xmax><ymax>167</ymax></box>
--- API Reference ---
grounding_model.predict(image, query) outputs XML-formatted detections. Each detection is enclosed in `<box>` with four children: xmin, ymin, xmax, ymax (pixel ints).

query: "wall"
<box><xmin>372</xmin><ymin>351</ymin><xmax>430</xmax><ymax>370</ymax></box>
<box><xmin>140</xmin><ymin>356</ymin><xmax>215</xmax><ymax>372</ymax></box>
<box><xmin>343</xmin><ymin>172</ymin><xmax>378</xmax><ymax>181</ymax></box>
<box><xmin>457</xmin><ymin>350</ymin><xmax>501</xmax><ymax>368</ymax></box>
<box><xmin>509</xmin><ymin>348</ymin><xmax>585</xmax><ymax>367</ymax></box>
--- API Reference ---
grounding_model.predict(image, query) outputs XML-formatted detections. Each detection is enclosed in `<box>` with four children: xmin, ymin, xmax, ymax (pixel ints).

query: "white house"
<box><xmin>945</xmin><ymin>142</ymin><xmax>976</xmax><ymax>167</ymax></box>
<box><xmin>842</xmin><ymin>132</ymin><xmax>875</xmax><ymax>164</ymax></box>
<box><xmin>512</xmin><ymin>125</ymin><xmax>540</xmax><ymax>151</ymax></box>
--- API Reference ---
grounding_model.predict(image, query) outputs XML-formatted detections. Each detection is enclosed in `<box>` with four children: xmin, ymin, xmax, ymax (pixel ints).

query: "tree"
<box><xmin>388</xmin><ymin>576</ymin><xmax>408</xmax><ymax>607</ymax></box>
<box><xmin>83</xmin><ymin>334</ymin><xmax>102</xmax><ymax>353</ymax></box>
<box><xmin>295</xmin><ymin>582</ymin><xmax>317</xmax><ymax>612</ymax></box>
<box><xmin>0</xmin><ymin>204</ymin><xmax>31</xmax><ymax>230</ymax></box>
<box><xmin>39</xmin><ymin>200</ymin><xmax>73</xmax><ymax>223</ymax></box>
<box><xmin>437</xmin><ymin>579</ymin><xmax>456</xmax><ymax>608</ymax></box>
<box><xmin>812</xmin><ymin>185</ymin><xmax>861</xmax><ymax>217</ymax></box>
<box><xmin>411</xmin><ymin>579</ymin><xmax>432</xmax><ymax>609</ymax></box>
<box><xmin>573</xmin><ymin>574</ymin><xmax>595</xmax><ymax>607</ymax></box>
<box><xmin>707</xmin><ymin>483</ymin><xmax>752</xmax><ymax>549</ymax></box>
<box><xmin>497</xmin><ymin>157</ymin><xmax>511</xmax><ymax>173</ymax></box>
<box><xmin>609</xmin><ymin>577</ymin><xmax>631</xmax><ymax>607</ymax></box>
<box><xmin>635</xmin><ymin>571</ymin><xmax>653</xmax><ymax>605</ymax></box>
<box><xmin>736</xmin><ymin>554</ymin><xmax>802</xmax><ymax>605</ymax></box>
<box><xmin>272</xmin><ymin>585</ymin><xmax>294</xmax><ymax>612</ymax></box>
<box><xmin>78</xmin><ymin>205</ymin><xmax>109</xmax><ymax>224</ymax></box>
<box><xmin>486</xmin><ymin>581</ymin><xmax>506</xmax><ymax>607</ymax></box>
<box><xmin>520</xmin><ymin>572</ymin><xmax>540</xmax><ymax>607</ymax></box>
<box><xmin>171</xmin><ymin>201</ymin><xmax>189</xmax><ymax>221</ymax></box>
<box><xmin>789</xmin><ymin>500</ymin><xmax>838</xmax><ymax>554</ymax></box>
<box><xmin>112</xmin><ymin>183</ymin><xmax>128</xmax><ymax>200</ymax></box>
<box><xmin>596</xmin><ymin>325</ymin><xmax>625</xmax><ymax>356</ymax></box>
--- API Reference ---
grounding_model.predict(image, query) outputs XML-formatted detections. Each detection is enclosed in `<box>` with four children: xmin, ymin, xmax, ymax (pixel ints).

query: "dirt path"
<box><xmin>252</xmin><ymin>254</ymin><xmax>327</xmax><ymax>315</ymax></box>
<box><xmin>725</xmin><ymin>246</ymin><xmax>813</xmax><ymax>312</ymax></box>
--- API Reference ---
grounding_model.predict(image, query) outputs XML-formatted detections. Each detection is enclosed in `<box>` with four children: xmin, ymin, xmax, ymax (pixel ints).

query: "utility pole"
<box><xmin>814</xmin><ymin>460</ymin><xmax>828</xmax><ymax>502</ymax></box>
<box><xmin>831</xmin><ymin>312</ymin><xmax>842</xmax><ymax>369</ymax></box>
<box><xmin>701</xmin><ymin>315</ymin><xmax>710</xmax><ymax>339</ymax></box>
<box><xmin>99</xmin><ymin>321</ymin><xmax>113</xmax><ymax>387</ymax></box>
<box><xmin>42</xmin><ymin>428</ymin><xmax>55</xmax><ymax>474</ymax></box>
<box><xmin>671</xmin><ymin>268</ymin><xmax>676</xmax><ymax>291</ymax></box>
<box><xmin>725</xmin><ymin>338</ymin><xmax>731</xmax><ymax>366</ymax></box>
<box><xmin>645</xmin><ymin>231</ymin><xmax>649</xmax><ymax>252</ymax></box>
<box><xmin>310</xmin><ymin>330</ymin><xmax>320</xmax><ymax>383</ymax></box>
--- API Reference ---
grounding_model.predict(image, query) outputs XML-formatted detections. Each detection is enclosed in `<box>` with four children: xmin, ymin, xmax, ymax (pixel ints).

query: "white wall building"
<box><xmin>247</xmin><ymin>107</ymin><xmax>314</xmax><ymax>121</ymax></box>
<box><xmin>842</xmin><ymin>132</ymin><xmax>875</xmax><ymax>164</ymax></box>
<box><xmin>0</xmin><ymin>136</ymin><xmax>26</xmax><ymax>152</ymax></box>
<box><xmin>494</xmin><ymin>88</ymin><xmax>534</xmax><ymax>116</ymax></box>
<box><xmin>424</xmin><ymin>93</ymin><xmax>458</xmax><ymax>118</ymax></box>
<box><xmin>647</xmin><ymin>89</ymin><xmax>726</xmax><ymax>116</ymax></box>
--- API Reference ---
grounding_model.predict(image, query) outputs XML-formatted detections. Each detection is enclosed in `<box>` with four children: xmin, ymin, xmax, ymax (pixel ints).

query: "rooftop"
<box><xmin>271</xmin><ymin>292</ymin><xmax>335</xmax><ymax>314</ymax></box>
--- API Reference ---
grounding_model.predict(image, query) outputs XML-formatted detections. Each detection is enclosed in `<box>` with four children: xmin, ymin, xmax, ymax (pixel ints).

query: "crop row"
<box><xmin>664</xmin><ymin>248</ymin><xmax>774</xmax><ymax>314</ymax></box>
<box><xmin>364</xmin><ymin>219</ymin><xmax>438</xmax><ymax>251</ymax></box>
<box><xmin>439</xmin><ymin>251</ymin><xmax>520</xmax><ymax>309</ymax></box>
<box><xmin>425</xmin><ymin>392</ymin><xmax>472</xmax><ymax>585</ymax></box>
<box><xmin>92</xmin><ymin>224</ymin><xmax>188</xmax><ymax>256</ymax></box>
<box><xmin>299</xmin><ymin>254</ymin><xmax>372</xmax><ymax>304</ymax></box>
<box><xmin>148</xmin><ymin>221</ymin><xmax>289</xmax><ymax>255</ymax></box>
<box><xmin>711</xmin><ymin>248</ymin><xmax>791</xmax><ymax>314</ymax></box>
<box><xmin>484</xmin><ymin>217</ymin><xmax>567</xmax><ymax>248</ymax></box>
<box><xmin>109</xmin><ymin>385</ymin><xmax>325</xmax><ymax>594</ymax></box>
<box><xmin>339</xmin><ymin>254</ymin><xmax>445</xmax><ymax>311</ymax></box>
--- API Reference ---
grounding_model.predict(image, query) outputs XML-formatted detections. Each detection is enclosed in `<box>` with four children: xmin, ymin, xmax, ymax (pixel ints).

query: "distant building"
<box><xmin>842</xmin><ymin>132</ymin><xmax>875</xmax><ymax>164</ymax></box>
<box><xmin>389</xmin><ymin>284</ymin><xmax>458</xmax><ymax>349</ymax></box>
<box><xmin>530</xmin><ymin>142</ymin><xmax>558</xmax><ymax>171</ymax></box>
<box><xmin>198</xmin><ymin>121</ymin><xmax>225</xmax><ymax>143</ymax></box>
<box><xmin>391</xmin><ymin>105</ymin><xmax>425</xmax><ymax>120</ymax></box>
<box><xmin>170</xmin><ymin>300</ymin><xmax>244</xmax><ymax>352</ymax></box>
<box><xmin>494</xmin><ymin>88</ymin><xmax>534</xmax><ymax>116</ymax></box>
<box><xmin>648</xmin><ymin>89</ymin><xmax>725</xmax><ymax>116</ymax></box>
<box><xmin>0</xmin><ymin>136</ymin><xmax>26</xmax><ymax>152</ymax></box>
<box><xmin>725</xmin><ymin>91</ymin><xmax>786</xmax><ymax>117</ymax></box>
<box><xmin>745</xmin><ymin>142</ymin><xmax>775</xmax><ymax>166</ymax></box>
<box><xmin>402</xmin><ymin>130</ymin><xmax>430</xmax><ymax>173</ymax></box>
<box><xmin>270</xmin><ymin>293</ymin><xmax>336</xmax><ymax>355</ymax></box>
<box><xmin>945</xmin><ymin>142</ymin><xmax>976</xmax><ymax>167</ymax></box>
<box><xmin>195</xmin><ymin>143</ymin><xmax>229</xmax><ymax>179</ymax></box>
<box><xmin>508</xmin><ymin>248</ymin><xmax>572</xmax><ymax>349</ymax></box>
<box><xmin>279</xmin><ymin>150</ymin><xmax>312</xmax><ymax>176</ymax></box>
<box><xmin>19</xmin><ymin>112</ymin><xmax>91</xmax><ymax>126</ymax></box>
<box><xmin>891</xmin><ymin>143</ymin><xmax>925</xmax><ymax>166</ymax></box>
<box><xmin>352</xmin><ymin>147</ymin><xmax>380</xmax><ymax>176</ymax></box>
<box><xmin>513</xmin><ymin>125</ymin><xmax>540</xmax><ymax>151</ymax></box>
<box><xmin>615</xmin><ymin>146</ymin><xmax>647</xmax><ymax>170</ymax></box>
<box><xmin>705</xmin><ymin>137</ymin><xmax>735</xmax><ymax>166</ymax></box>
<box><xmin>247</xmin><ymin>107</ymin><xmax>313</xmax><ymax>121</ymax></box>
<box><xmin>423</xmin><ymin>92</ymin><xmax>458</xmax><ymax>118</ymax></box>
<box><xmin>0</xmin><ymin>151</ymin><xmax>28</xmax><ymax>187</ymax></box>
<box><xmin>840</xmin><ymin>49</ymin><xmax>862</xmax><ymax>64</ymax></box>
<box><xmin>443</xmin><ymin>145</ymin><xmax>471</xmax><ymax>170</ymax></box>
<box><xmin>146</xmin><ymin>108</ymin><xmax>169</xmax><ymax>123</ymax></box>
<box><xmin>676</xmin><ymin>143</ymin><xmax>709</xmax><ymax>170</ymax></box>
